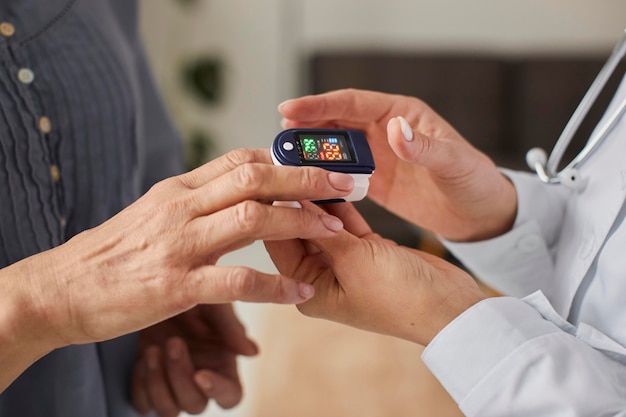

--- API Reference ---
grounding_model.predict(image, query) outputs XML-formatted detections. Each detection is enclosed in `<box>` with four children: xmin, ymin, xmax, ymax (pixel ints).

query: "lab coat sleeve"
<box><xmin>442</xmin><ymin>170</ymin><xmax>570</xmax><ymax>298</ymax></box>
<box><xmin>422</xmin><ymin>293</ymin><xmax>626</xmax><ymax>417</ymax></box>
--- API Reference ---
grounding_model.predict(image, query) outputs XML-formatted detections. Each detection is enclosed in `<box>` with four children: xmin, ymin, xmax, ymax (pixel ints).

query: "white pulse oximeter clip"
<box><xmin>271</xmin><ymin>128</ymin><xmax>375</xmax><ymax>202</ymax></box>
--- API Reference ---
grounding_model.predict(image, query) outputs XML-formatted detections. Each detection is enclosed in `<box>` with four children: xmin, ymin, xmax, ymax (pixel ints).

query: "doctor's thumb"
<box><xmin>386</xmin><ymin>116</ymin><xmax>447</xmax><ymax>170</ymax></box>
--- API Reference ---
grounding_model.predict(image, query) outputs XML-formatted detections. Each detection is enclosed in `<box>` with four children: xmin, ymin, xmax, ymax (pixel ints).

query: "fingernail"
<box><xmin>167</xmin><ymin>340</ymin><xmax>181</xmax><ymax>361</ymax></box>
<box><xmin>280</xmin><ymin>117</ymin><xmax>288</xmax><ymax>129</ymax></box>
<box><xmin>328</xmin><ymin>172</ymin><xmax>354</xmax><ymax>191</ymax></box>
<box><xmin>273</xmin><ymin>200</ymin><xmax>303</xmax><ymax>209</ymax></box>
<box><xmin>398</xmin><ymin>116</ymin><xmax>413</xmax><ymax>141</ymax></box>
<box><xmin>298</xmin><ymin>282</ymin><xmax>315</xmax><ymax>299</ymax></box>
<box><xmin>278</xmin><ymin>99</ymin><xmax>293</xmax><ymax>111</ymax></box>
<box><xmin>322</xmin><ymin>215</ymin><xmax>344</xmax><ymax>232</ymax></box>
<box><xmin>195</xmin><ymin>373</ymin><xmax>213</xmax><ymax>392</ymax></box>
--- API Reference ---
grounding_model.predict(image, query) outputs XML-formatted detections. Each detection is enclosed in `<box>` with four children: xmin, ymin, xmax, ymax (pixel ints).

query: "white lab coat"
<box><xmin>421</xmin><ymin>74</ymin><xmax>626</xmax><ymax>416</ymax></box>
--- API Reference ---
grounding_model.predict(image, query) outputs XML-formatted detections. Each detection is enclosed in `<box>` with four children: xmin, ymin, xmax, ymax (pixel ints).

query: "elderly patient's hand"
<box><xmin>265</xmin><ymin>202</ymin><xmax>486</xmax><ymax>346</ymax></box>
<box><xmin>1</xmin><ymin>148</ymin><xmax>355</xmax><ymax>393</ymax></box>
<box><xmin>132</xmin><ymin>304</ymin><xmax>255</xmax><ymax>417</ymax></box>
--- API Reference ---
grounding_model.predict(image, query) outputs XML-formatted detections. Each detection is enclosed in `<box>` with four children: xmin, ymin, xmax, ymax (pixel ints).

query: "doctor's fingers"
<box><xmin>264</xmin><ymin>238</ymin><xmax>308</xmax><ymax>277</ymax></box>
<box><xmin>319</xmin><ymin>202</ymin><xmax>374</xmax><ymax>238</ymax></box>
<box><xmin>386</xmin><ymin>116</ymin><xmax>481</xmax><ymax>178</ymax></box>
<box><xmin>263</xmin><ymin>201</ymin><xmax>337</xmax><ymax>273</ymax></box>
<box><xmin>189</xmin><ymin>163</ymin><xmax>355</xmax><ymax>217</ymax></box>
<box><xmin>264</xmin><ymin>203</ymin><xmax>379</xmax><ymax>277</ymax></box>
<box><xmin>386</xmin><ymin>116</ymin><xmax>458</xmax><ymax>172</ymax></box>
<box><xmin>278</xmin><ymin>89</ymin><xmax>397</xmax><ymax>124</ymax></box>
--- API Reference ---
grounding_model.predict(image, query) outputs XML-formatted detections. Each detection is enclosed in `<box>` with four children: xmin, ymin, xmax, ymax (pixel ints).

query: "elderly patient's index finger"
<box><xmin>177</xmin><ymin>148</ymin><xmax>273</xmax><ymax>190</ymax></box>
<box><xmin>189</xmin><ymin>201</ymin><xmax>344</xmax><ymax>259</ymax></box>
<box><xmin>192</xmin><ymin>163</ymin><xmax>354</xmax><ymax>216</ymax></box>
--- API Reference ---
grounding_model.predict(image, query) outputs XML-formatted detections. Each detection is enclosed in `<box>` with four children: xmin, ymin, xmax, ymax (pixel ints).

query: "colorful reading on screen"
<box><xmin>296</xmin><ymin>133</ymin><xmax>354</xmax><ymax>162</ymax></box>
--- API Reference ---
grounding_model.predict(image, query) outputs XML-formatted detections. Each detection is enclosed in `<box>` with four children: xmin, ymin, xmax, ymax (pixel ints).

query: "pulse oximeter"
<box><xmin>271</xmin><ymin>128</ymin><xmax>375</xmax><ymax>202</ymax></box>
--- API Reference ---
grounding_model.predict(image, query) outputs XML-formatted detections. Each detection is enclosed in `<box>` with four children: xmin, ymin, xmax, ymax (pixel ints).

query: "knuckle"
<box><xmin>293</xmin><ymin>209</ymin><xmax>318</xmax><ymax>232</ymax></box>
<box><xmin>233</xmin><ymin>200</ymin><xmax>266</xmax><ymax>234</ymax></box>
<box><xmin>299</xmin><ymin>167</ymin><xmax>324</xmax><ymax>191</ymax></box>
<box><xmin>147</xmin><ymin>176</ymin><xmax>174</xmax><ymax>195</ymax></box>
<box><xmin>155</xmin><ymin>195</ymin><xmax>188</xmax><ymax>220</ymax></box>
<box><xmin>165</xmin><ymin>275</ymin><xmax>197</xmax><ymax>311</ymax></box>
<box><xmin>226</xmin><ymin>267</ymin><xmax>260</xmax><ymax>298</ymax></box>
<box><xmin>226</xmin><ymin>148</ymin><xmax>257</xmax><ymax>166</ymax></box>
<box><xmin>143</xmin><ymin>178</ymin><xmax>193</xmax><ymax>216</ymax></box>
<box><xmin>173</xmin><ymin>173</ymin><xmax>198</xmax><ymax>190</ymax></box>
<box><xmin>233</xmin><ymin>164</ymin><xmax>265</xmax><ymax>194</ymax></box>
<box><xmin>409</xmin><ymin>96</ymin><xmax>429</xmax><ymax>112</ymax></box>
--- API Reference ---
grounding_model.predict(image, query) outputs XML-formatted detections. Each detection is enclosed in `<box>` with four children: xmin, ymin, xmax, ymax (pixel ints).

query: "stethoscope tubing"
<box><xmin>528</xmin><ymin>29</ymin><xmax>626</xmax><ymax>186</ymax></box>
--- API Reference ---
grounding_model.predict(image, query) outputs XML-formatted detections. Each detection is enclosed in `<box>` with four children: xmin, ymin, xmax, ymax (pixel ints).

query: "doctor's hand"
<box><xmin>279</xmin><ymin>89</ymin><xmax>517</xmax><ymax>242</ymax></box>
<box><xmin>264</xmin><ymin>203</ymin><xmax>486</xmax><ymax>346</ymax></box>
<box><xmin>132</xmin><ymin>304</ymin><xmax>255</xmax><ymax>417</ymax></box>
<box><xmin>0</xmin><ymin>148</ymin><xmax>355</xmax><ymax>395</ymax></box>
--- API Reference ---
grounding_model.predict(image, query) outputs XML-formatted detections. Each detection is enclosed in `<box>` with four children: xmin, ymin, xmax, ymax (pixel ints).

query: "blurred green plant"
<box><xmin>172</xmin><ymin>0</ymin><xmax>222</xmax><ymax>169</ymax></box>
<box><xmin>181</xmin><ymin>57</ymin><xmax>223</xmax><ymax>105</ymax></box>
<box><xmin>185</xmin><ymin>129</ymin><xmax>216</xmax><ymax>171</ymax></box>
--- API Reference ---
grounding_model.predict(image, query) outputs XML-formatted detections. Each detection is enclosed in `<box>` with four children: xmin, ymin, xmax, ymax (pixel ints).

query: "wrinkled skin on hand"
<box><xmin>0</xmin><ymin>148</ymin><xmax>355</xmax><ymax>396</ymax></box>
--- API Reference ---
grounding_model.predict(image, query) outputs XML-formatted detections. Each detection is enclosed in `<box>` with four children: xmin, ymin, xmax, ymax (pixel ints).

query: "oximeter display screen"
<box><xmin>296</xmin><ymin>133</ymin><xmax>355</xmax><ymax>162</ymax></box>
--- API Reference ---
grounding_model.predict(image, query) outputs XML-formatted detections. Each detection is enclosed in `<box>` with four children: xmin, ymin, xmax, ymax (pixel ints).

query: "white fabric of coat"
<box><xmin>422</xmin><ymin>74</ymin><xmax>626</xmax><ymax>416</ymax></box>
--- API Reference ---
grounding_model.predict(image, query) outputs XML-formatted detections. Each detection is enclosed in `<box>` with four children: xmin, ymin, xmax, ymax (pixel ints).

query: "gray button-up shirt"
<box><xmin>0</xmin><ymin>1</ymin><xmax>184</xmax><ymax>415</ymax></box>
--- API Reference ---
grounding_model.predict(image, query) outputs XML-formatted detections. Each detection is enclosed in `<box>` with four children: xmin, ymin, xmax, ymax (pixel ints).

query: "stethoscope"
<box><xmin>526</xmin><ymin>29</ymin><xmax>626</xmax><ymax>191</ymax></box>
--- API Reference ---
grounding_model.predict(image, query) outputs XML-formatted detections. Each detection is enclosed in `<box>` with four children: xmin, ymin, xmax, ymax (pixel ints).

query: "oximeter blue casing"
<box><xmin>271</xmin><ymin>128</ymin><xmax>375</xmax><ymax>202</ymax></box>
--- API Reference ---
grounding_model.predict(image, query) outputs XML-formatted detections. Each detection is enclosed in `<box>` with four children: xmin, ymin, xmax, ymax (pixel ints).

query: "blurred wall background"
<box><xmin>138</xmin><ymin>1</ymin><xmax>626</xmax><ymax>416</ymax></box>
<box><xmin>140</xmin><ymin>0</ymin><xmax>625</xmax><ymax>159</ymax></box>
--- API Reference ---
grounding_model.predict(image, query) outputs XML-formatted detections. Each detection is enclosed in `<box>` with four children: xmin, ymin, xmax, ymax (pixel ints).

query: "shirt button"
<box><xmin>38</xmin><ymin>116</ymin><xmax>52</xmax><ymax>134</ymax></box>
<box><xmin>0</xmin><ymin>22</ymin><xmax>15</xmax><ymax>37</ymax></box>
<box><xmin>50</xmin><ymin>165</ymin><xmax>61</xmax><ymax>182</ymax></box>
<box><xmin>17</xmin><ymin>68</ymin><xmax>35</xmax><ymax>84</ymax></box>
